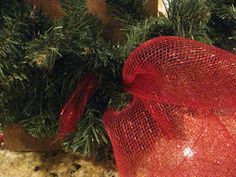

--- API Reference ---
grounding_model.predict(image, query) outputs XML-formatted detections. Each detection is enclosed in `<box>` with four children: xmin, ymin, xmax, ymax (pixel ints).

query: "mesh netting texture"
<box><xmin>58</xmin><ymin>74</ymin><xmax>97</xmax><ymax>139</ymax></box>
<box><xmin>103</xmin><ymin>36</ymin><xmax>236</xmax><ymax>177</ymax></box>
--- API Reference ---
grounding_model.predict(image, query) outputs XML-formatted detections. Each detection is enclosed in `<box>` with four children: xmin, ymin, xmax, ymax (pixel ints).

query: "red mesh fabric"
<box><xmin>103</xmin><ymin>36</ymin><xmax>236</xmax><ymax>177</ymax></box>
<box><xmin>57</xmin><ymin>74</ymin><xmax>97</xmax><ymax>139</ymax></box>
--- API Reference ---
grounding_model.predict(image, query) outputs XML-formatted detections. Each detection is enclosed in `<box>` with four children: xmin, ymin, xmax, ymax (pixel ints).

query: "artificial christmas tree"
<box><xmin>0</xmin><ymin>0</ymin><xmax>236</xmax><ymax>176</ymax></box>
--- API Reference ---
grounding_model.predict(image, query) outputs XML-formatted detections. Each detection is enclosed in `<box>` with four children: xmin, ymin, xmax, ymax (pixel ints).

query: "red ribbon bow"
<box><xmin>103</xmin><ymin>36</ymin><xmax>236</xmax><ymax>177</ymax></box>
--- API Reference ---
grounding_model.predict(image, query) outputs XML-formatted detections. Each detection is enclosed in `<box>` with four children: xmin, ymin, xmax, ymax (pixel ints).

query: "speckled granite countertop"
<box><xmin>0</xmin><ymin>149</ymin><xmax>119</xmax><ymax>177</ymax></box>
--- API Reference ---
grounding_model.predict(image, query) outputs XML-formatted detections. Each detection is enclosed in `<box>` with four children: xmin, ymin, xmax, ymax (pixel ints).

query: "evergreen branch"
<box><xmin>0</xmin><ymin>14</ymin><xmax>29</xmax><ymax>79</ymax></box>
<box><xmin>25</xmin><ymin>26</ymin><xmax>64</xmax><ymax>70</ymax></box>
<box><xmin>167</xmin><ymin>0</ymin><xmax>211</xmax><ymax>43</ymax></box>
<box><xmin>106</xmin><ymin>0</ymin><xmax>147</xmax><ymax>23</ymax></box>
<box><xmin>0</xmin><ymin>1</ymin><xmax>33</xmax><ymax>125</ymax></box>
<box><xmin>207</xmin><ymin>0</ymin><xmax>236</xmax><ymax>52</ymax></box>
<box><xmin>20</xmin><ymin>111</ymin><xmax>58</xmax><ymax>138</ymax></box>
<box><xmin>63</xmin><ymin>108</ymin><xmax>108</xmax><ymax>157</ymax></box>
<box><xmin>218</xmin><ymin>5</ymin><xmax>236</xmax><ymax>22</ymax></box>
<box><xmin>124</xmin><ymin>16</ymin><xmax>173</xmax><ymax>56</ymax></box>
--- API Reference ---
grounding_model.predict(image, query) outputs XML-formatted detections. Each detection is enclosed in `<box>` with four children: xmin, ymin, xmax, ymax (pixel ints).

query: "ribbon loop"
<box><xmin>103</xmin><ymin>36</ymin><xmax>236</xmax><ymax>177</ymax></box>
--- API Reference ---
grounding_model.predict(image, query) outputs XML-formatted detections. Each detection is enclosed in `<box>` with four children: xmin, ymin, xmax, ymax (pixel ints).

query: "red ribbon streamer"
<box><xmin>57</xmin><ymin>74</ymin><xmax>97</xmax><ymax>139</ymax></box>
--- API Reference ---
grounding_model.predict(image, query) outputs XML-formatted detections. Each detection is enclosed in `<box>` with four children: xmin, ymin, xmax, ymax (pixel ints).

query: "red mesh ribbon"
<box><xmin>103</xmin><ymin>36</ymin><xmax>236</xmax><ymax>177</ymax></box>
<box><xmin>57</xmin><ymin>74</ymin><xmax>97</xmax><ymax>139</ymax></box>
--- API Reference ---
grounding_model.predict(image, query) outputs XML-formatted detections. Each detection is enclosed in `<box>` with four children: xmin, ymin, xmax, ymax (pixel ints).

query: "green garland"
<box><xmin>0</xmin><ymin>0</ymin><xmax>235</xmax><ymax>157</ymax></box>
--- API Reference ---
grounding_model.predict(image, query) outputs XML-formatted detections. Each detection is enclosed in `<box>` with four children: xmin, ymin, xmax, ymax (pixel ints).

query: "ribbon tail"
<box><xmin>57</xmin><ymin>74</ymin><xmax>97</xmax><ymax>139</ymax></box>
